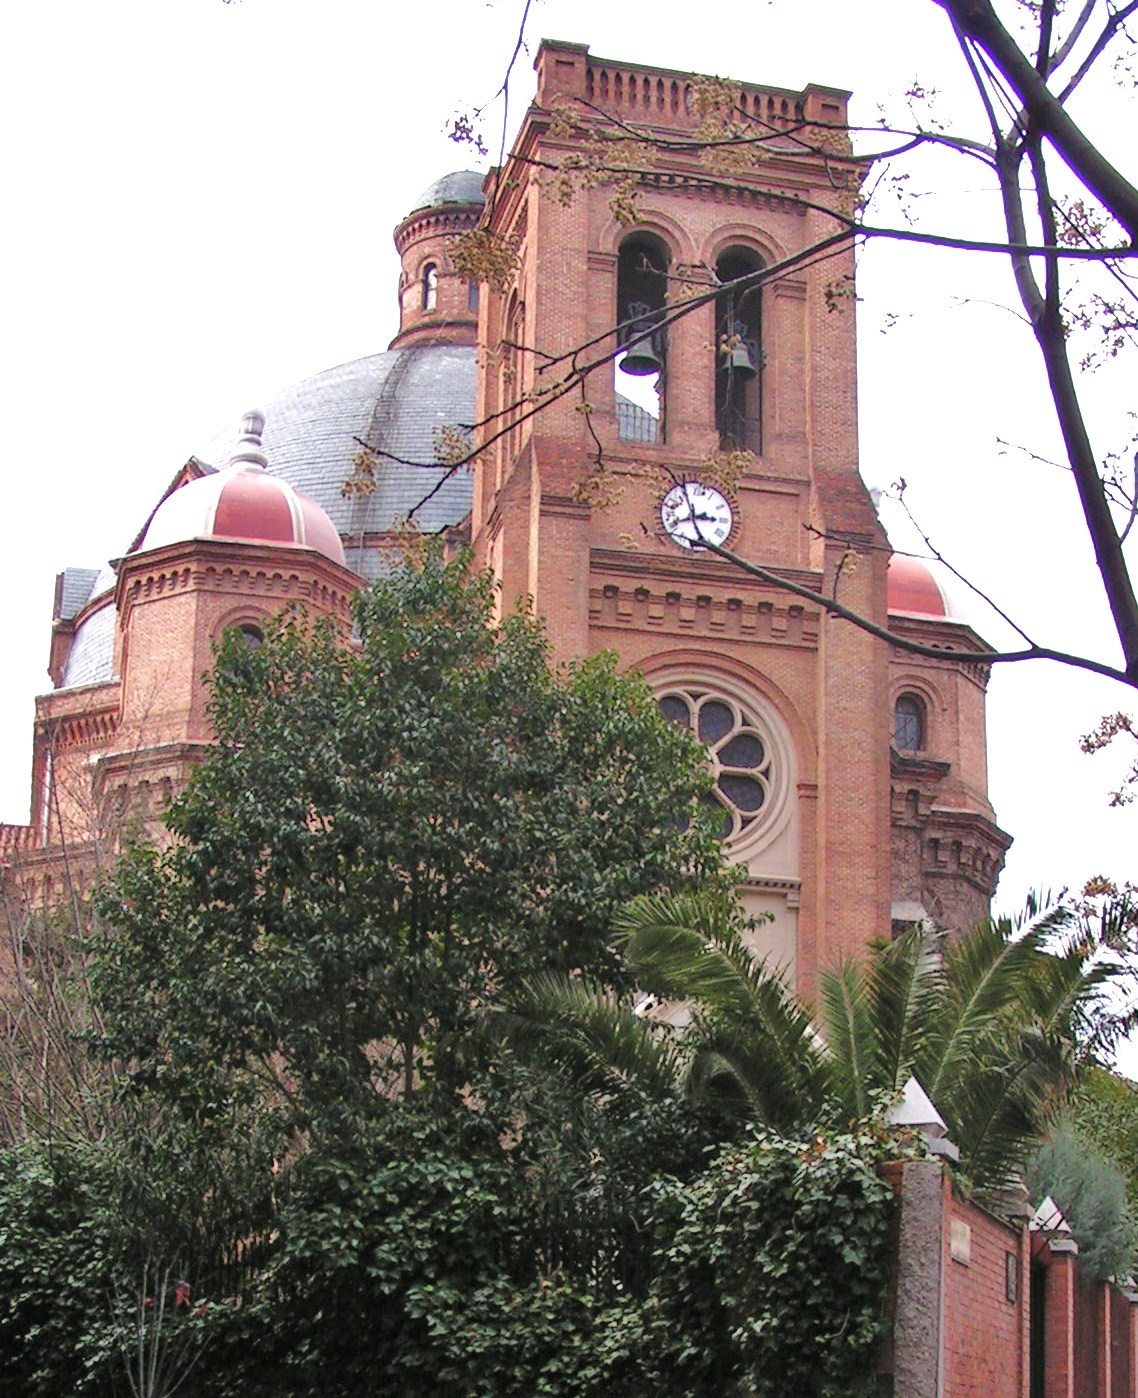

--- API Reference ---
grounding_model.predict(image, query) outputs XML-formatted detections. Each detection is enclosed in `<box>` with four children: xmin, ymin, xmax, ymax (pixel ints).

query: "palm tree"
<box><xmin>502</xmin><ymin>891</ymin><xmax>1129</xmax><ymax>1193</ymax></box>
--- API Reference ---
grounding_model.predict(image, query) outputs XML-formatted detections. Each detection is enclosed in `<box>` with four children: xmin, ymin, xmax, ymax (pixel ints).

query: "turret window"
<box><xmin>715</xmin><ymin>247</ymin><xmax>763</xmax><ymax>452</ymax></box>
<box><xmin>422</xmin><ymin>263</ymin><xmax>438</xmax><ymax>312</ymax></box>
<box><xmin>893</xmin><ymin>693</ymin><xmax>925</xmax><ymax>752</ymax></box>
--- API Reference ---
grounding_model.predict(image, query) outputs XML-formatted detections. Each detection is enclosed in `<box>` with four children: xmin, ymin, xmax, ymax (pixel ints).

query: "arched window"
<box><xmin>893</xmin><ymin>693</ymin><xmax>925</xmax><ymax>752</ymax></box>
<box><xmin>715</xmin><ymin>247</ymin><xmax>763</xmax><ymax>452</ymax></box>
<box><xmin>422</xmin><ymin>262</ymin><xmax>438</xmax><ymax>311</ymax></box>
<box><xmin>239</xmin><ymin>623</ymin><xmax>265</xmax><ymax>651</ymax></box>
<box><xmin>501</xmin><ymin>295</ymin><xmax>526</xmax><ymax>467</ymax></box>
<box><xmin>615</xmin><ymin>234</ymin><xmax>669</xmax><ymax>443</ymax></box>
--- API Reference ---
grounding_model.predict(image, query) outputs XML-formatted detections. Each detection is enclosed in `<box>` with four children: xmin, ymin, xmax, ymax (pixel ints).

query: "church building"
<box><xmin>0</xmin><ymin>40</ymin><xmax>1010</xmax><ymax>996</ymax></box>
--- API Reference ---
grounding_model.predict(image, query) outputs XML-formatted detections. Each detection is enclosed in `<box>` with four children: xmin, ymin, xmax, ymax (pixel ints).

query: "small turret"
<box><xmin>390</xmin><ymin>170</ymin><xmax>486</xmax><ymax>349</ymax></box>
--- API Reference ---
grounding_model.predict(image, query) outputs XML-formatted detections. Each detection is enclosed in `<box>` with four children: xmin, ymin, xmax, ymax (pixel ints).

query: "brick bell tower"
<box><xmin>471</xmin><ymin>41</ymin><xmax>893</xmax><ymax>994</ymax></box>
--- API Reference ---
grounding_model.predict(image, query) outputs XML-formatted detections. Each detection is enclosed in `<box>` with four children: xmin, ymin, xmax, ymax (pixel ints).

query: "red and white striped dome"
<box><xmin>136</xmin><ymin>411</ymin><xmax>345</xmax><ymax>566</ymax></box>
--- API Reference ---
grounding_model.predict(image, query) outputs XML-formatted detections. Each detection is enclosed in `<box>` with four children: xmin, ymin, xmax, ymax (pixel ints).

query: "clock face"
<box><xmin>660</xmin><ymin>482</ymin><xmax>733</xmax><ymax>550</ymax></box>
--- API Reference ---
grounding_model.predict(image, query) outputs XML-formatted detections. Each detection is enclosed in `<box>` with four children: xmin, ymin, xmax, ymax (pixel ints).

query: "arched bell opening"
<box><xmin>615</xmin><ymin>233</ymin><xmax>669</xmax><ymax>443</ymax></box>
<box><xmin>715</xmin><ymin>247</ymin><xmax>763</xmax><ymax>452</ymax></box>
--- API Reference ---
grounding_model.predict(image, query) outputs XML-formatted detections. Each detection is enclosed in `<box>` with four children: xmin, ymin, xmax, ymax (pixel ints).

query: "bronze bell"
<box><xmin>721</xmin><ymin>321</ymin><xmax>758</xmax><ymax>379</ymax></box>
<box><xmin>621</xmin><ymin>300</ymin><xmax>664</xmax><ymax>376</ymax></box>
<box><xmin>622</xmin><ymin>332</ymin><xmax>665</xmax><ymax>377</ymax></box>
<box><xmin>722</xmin><ymin>341</ymin><xmax>757</xmax><ymax>378</ymax></box>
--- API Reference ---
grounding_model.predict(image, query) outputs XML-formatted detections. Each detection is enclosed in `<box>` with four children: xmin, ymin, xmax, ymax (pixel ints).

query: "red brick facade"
<box><xmin>941</xmin><ymin>1189</ymin><xmax>1031</xmax><ymax>1397</ymax></box>
<box><xmin>2</xmin><ymin>41</ymin><xmax>1007</xmax><ymax>990</ymax></box>
<box><xmin>468</xmin><ymin>41</ymin><xmax>1006</xmax><ymax>989</ymax></box>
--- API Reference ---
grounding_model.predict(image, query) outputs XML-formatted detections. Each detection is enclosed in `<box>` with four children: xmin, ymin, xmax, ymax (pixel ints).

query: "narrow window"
<box><xmin>893</xmin><ymin>694</ymin><xmax>925</xmax><ymax>752</ymax></box>
<box><xmin>467</xmin><ymin>278</ymin><xmax>480</xmax><ymax>312</ymax></box>
<box><xmin>615</xmin><ymin>234</ymin><xmax>669</xmax><ymax>443</ymax></box>
<box><xmin>501</xmin><ymin>296</ymin><xmax>525</xmax><ymax>466</ymax></box>
<box><xmin>715</xmin><ymin>247</ymin><xmax>763</xmax><ymax>452</ymax></box>
<box><xmin>422</xmin><ymin>262</ymin><xmax>438</xmax><ymax>312</ymax></box>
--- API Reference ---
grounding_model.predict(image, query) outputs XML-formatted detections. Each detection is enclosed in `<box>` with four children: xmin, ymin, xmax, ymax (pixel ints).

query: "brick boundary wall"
<box><xmin>881</xmin><ymin>1157</ymin><xmax>1138</xmax><ymax>1398</ymax></box>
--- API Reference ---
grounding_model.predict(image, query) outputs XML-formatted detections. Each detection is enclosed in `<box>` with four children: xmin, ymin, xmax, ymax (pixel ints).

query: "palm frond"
<box><xmin>952</xmin><ymin>1026</ymin><xmax>1074</xmax><ymax>1190</ymax></box>
<box><xmin>818</xmin><ymin>961</ymin><xmax>875</xmax><ymax>1119</ymax></box>
<box><xmin>1095</xmin><ymin>890</ymin><xmax>1138</xmax><ymax>954</ymax></box>
<box><xmin>497</xmin><ymin>971</ymin><xmax>686</xmax><ymax>1103</ymax></box>
<box><xmin>687</xmin><ymin>1005</ymin><xmax>827</xmax><ymax>1132</ymax></box>
<box><xmin>869</xmin><ymin>924</ymin><xmax>942</xmax><ymax>1096</ymax></box>
<box><xmin>615</xmin><ymin>892</ymin><xmax>827</xmax><ymax>1129</ymax></box>
<box><xmin>686</xmin><ymin>1046</ymin><xmax>770</xmax><ymax>1124</ymax></box>
<box><xmin>924</xmin><ymin>905</ymin><xmax>1076</xmax><ymax>1108</ymax></box>
<box><xmin>922</xmin><ymin>899</ymin><xmax>1121</xmax><ymax>1184</ymax></box>
<box><xmin>613</xmin><ymin>892</ymin><xmax>762</xmax><ymax>1017</ymax></box>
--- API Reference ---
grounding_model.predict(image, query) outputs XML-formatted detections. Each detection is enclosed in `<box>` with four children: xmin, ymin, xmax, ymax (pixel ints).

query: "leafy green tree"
<box><xmin>0</xmin><ymin>1139</ymin><xmax>117</xmax><ymax>1396</ymax></box>
<box><xmin>1027</xmin><ymin>1122</ymin><xmax>1137</xmax><ymax>1281</ymax></box>
<box><xmin>92</xmin><ymin>545</ymin><xmax>723</xmax><ymax>1140</ymax></box>
<box><xmin>0</xmin><ymin>1127</ymin><xmax>262</xmax><ymax>1398</ymax></box>
<box><xmin>207</xmin><ymin>1104</ymin><xmax>895</xmax><ymax>1398</ymax></box>
<box><xmin>221</xmin><ymin>1102</ymin><xmax>654</xmax><ymax>1398</ymax></box>
<box><xmin>1069</xmin><ymin>1064</ymin><xmax>1138</xmax><ymax>1207</ymax></box>
<box><xmin>0</xmin><ymin>547</ymin><xmax>726</xmax><ymax>1392</ymax></box>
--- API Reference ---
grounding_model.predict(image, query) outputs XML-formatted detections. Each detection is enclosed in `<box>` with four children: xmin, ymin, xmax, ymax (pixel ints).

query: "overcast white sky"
<box><xmin>2</xmin><ymin>1</ymin><xmax>1135</xmax><ymax>945</ymax></box>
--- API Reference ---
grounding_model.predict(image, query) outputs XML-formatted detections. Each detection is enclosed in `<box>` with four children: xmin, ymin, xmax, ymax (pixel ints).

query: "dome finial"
<box><xmin>229</xmin><ymin>409</ymin><xmax>268</xmax><ymax>470</ymax></box>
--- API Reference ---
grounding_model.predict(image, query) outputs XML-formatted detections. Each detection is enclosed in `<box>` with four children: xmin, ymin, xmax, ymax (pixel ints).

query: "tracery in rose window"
<box><xmin>658</xmin><ymin>688</ymin><xmax>774</xmax><ymax>843</ymax></box>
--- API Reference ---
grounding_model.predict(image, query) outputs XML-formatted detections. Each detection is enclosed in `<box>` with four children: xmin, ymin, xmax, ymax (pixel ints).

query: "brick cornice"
<box><xmin>737</xmin><ymin>873</ymin><xmax>803</xmax><ymax>908</ymax></box>
<box><xmin>918</xmin><ymin>806</ymin><xmax>1012</xmax><ymax>897</ymax></box>
<box><xmin>891</xmin><ymin>750</ymin><xmax>953</xmax><ymax>785</ymax></box>
<box><xmin>888</xmin><ymin>612</ymin><xmax>995</xmax><ymax>685</ymax></box>
<box><xmin>35</xmin><ymin>696</ymin><xmax>121</xmax><ymax>752</ymax></box>
<box><xmin>541</xmin><ymin>493</ymin><xmax>592</xmax><ymax>521</ymax></box>
<box><xmin>116</xmin><ymin>540</ymin><xmax>358</xmax><ymax>626</ymax></box>
<box><xmin>632</xmin><ymin>168</ymin><xmax>809</xmax><ymax>217</ymax></box>
<box><xmin>0</xmin><ymin>823</ymin><xmax>38</xmax><ymax>859</ymax></box>
<box><xmin>589</xmin><ymin>575</ymin><xmax>820</xmax><ymax>648</ymax></box>
<box><xmin>393</xmin><ymin>203</ymin><xmax>483</xmax><ymax>256</ymax></box>
<box><xmin>95</xmin><ymin>741</ymin><xmax>216</xmax><ymax>782</ymax></box>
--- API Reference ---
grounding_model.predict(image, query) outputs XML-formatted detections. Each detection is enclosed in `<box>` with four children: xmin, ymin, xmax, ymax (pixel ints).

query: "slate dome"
<box><xmin>58</xmin><ymin>169</ymin><xmax>498</xmax><ymax>686</ymax></box>
<box><xmin>408</xmin><ymin>170</ymin><xmax>486</xmax><ymax>215</ymax></box>
<box><xmin>196</xmin><ymin>344</ymin><xmax>476</xmax><ymax>577</ymax></box>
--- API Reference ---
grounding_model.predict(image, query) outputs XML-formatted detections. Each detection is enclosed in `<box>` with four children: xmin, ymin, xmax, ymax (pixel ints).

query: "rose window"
<box><xmin>658</xmin><ymin>688</ymin><xmax>773</xmax><ymax>842</ymax></box>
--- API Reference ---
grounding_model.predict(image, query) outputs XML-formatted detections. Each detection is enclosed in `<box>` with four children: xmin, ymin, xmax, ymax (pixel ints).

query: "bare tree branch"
<box><xmin>700</xmin><ymin>538</ymin><xmax>1137</xmax><ymax>688</ymax></box>
<box><xmin>934</xmin><ymin>0</ymin><xmax>1138</xmax><ymax>239</ymax></box>
<box><xmin>1056</xmin><ymin>0</ymin><xmax>1138</xmax><ymax>103</ymax></box>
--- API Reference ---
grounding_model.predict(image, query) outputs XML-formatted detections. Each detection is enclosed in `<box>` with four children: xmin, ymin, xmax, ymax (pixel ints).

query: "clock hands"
<box><xmin>660</xmin><ymin>483</ymin><xmax>733</xmax><ymax>548</ymax></box>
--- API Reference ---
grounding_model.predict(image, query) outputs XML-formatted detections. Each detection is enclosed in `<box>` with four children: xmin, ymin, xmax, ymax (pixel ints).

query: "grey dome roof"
<box><xmin>199</xmin><ymin>343</ymin><xmax>476</xmax><ymax>575</ymax></box>
<box><xmin>409</xmin><ymin>170</ymin><xmax>485</xmax><ymax>215</ymax></box>
<box><xmin>61</xmin><ymin>600</ymin><xmax>116</xmax><ymax>689</ymax></box>
<box><xmin>54</xmin><ymin>561</ymin><xmax>118</xmax><ymax>690</ymax></box>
